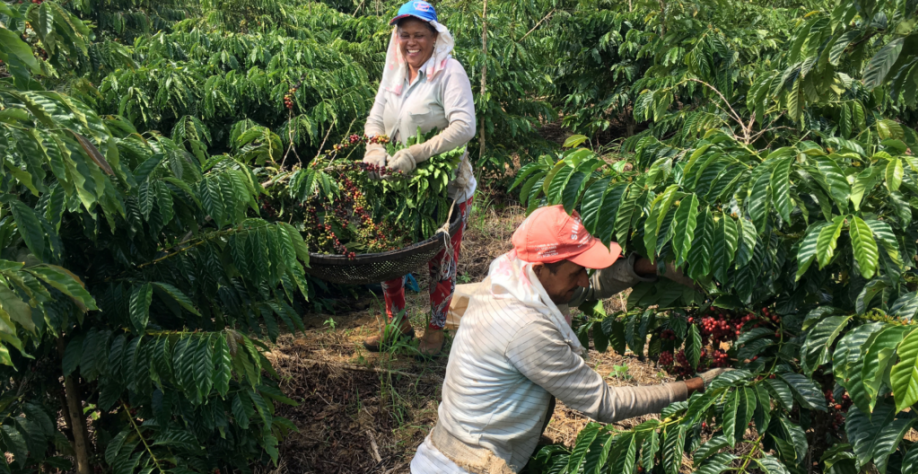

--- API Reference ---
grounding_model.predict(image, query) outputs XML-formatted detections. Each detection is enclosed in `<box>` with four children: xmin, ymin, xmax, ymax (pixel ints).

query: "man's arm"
<box><xmin>567</xmin><ymin>254</ymin><xmax>656</xmax><ymax>308</ymax></box>
<box><xmin>506</xmin><ymin>319</ymin><xmax>707</xmax><ymax>424</ymax></box>
<box><xmin>568</xmin><ymin>254</ymin><xmax>697</xmax><ymax>308</ymax></box>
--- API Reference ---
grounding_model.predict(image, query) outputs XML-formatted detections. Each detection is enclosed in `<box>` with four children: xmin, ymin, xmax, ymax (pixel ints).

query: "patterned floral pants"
<box><xmin>381</xmin><ymin>197</ymin><xmax>472</xmax><ymax>330</ymax></box>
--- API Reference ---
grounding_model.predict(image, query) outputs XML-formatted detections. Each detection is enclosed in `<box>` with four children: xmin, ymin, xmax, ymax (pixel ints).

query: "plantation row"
<box><xmin>1</xmin><ymin>0</ymin><xmax>918</xmax><ymax>473</ymax></box>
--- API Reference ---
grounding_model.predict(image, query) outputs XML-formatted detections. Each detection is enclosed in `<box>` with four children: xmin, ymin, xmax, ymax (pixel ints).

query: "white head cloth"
<box><xmin>488</xmin><ymin>250</ymin><xmax>586</xmax><ymax>357</ymax></box>
<box><xmin>380</xmin><ymin>20</ymin><xmax>455</xmax><ymax>96</ymax></box>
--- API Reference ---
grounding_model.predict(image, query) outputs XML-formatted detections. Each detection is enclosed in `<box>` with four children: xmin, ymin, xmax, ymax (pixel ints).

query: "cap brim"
<box><xmin>390</xmin><ymin>14</ymin><xmax>423</xmax><ymax>25</ymax></box>
<box><xmin>568</xmin><ymin>240</ymin><xmax>622</xmax><ymax>270</ymax></box>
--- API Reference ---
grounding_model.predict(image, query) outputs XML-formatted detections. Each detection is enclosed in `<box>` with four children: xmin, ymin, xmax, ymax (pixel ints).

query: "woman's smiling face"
<box><xmin>397</xmin><ymin>18</ymin><xmax>437</xmax><ymax>72</ymax></box>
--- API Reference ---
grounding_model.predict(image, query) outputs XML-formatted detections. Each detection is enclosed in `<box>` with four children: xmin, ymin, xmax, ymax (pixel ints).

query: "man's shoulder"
<box><xmin>466</xmin><ymin>294</ymin><xmax>561</xmax><ymax>332</ymax></box>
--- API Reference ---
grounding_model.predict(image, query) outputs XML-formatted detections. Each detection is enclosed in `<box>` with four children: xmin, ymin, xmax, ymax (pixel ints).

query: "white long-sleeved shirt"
<box><xmin>410</xmin><ymin>276</ymin><xmax>688</xmax><ymax>473</ymax></box>
<box><xmin>365</xmin><ymin>56</ymin><xmax>477</xmax><ymax>202</ymax></box>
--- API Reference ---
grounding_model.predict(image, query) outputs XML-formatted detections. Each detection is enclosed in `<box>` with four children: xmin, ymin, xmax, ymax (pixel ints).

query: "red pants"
<box><xmin>381</xmin><ymin>198</ymin><xmax>472</xmax><ymax>330</ymax></box>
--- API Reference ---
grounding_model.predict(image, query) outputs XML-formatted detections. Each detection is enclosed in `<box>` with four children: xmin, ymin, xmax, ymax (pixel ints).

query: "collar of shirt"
<box><xmin>405</xmin><ymin>55</ymin><xmax>437</xmax><ymax>88</ymax></box>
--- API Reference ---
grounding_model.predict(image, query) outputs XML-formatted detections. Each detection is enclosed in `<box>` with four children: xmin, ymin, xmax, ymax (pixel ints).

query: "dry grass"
<box><xmin>263</xmin><ymin>197</ymin><xmax>674</xmax><ymax>473</ymax></box>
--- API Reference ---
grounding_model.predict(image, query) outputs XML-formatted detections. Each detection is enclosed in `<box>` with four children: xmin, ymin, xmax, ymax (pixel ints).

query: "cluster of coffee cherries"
<box><xmin>710</xmin><ymin>348</ymin><xmax>729</xmax><ymax>367</ymax></box>
<box><xmin>310</xmin><ymin>134</ymin><xmax>411</xmax><ymax>183</ymax></box>
<box><xmin>357</xmin><ymin>162</ymin><xmax>404</xmax><ymax>178</ymax></box>
<box><xmin>690</xmin><ymin>310</ymin><xmax>756</xmax><ymax>346</ymax></box>
<box><xmin>298</xmin><ymin>177</ymin><xmax>403</xmax><ymax>257</ymax></box>
<box><xmin>336</xmin><ymin>175</ymin><xmax>402</xmax><ymax>252</ymax></box>
<box><xmin>658</xmin><ymin>307</ymin><xmax>782</xmax><ymax>377</ymax></box>
<box><xmin>671</xmin><ymin>350</ymin><xmax>702</xmax><ymax>378</ymax></box>
<box><xmin>320</xmin><ymin>223</ymin><xmax>351</xmax><ymax>256</ymax></box>
<box><xmin>658</xmin><ymin>350</ymin><xmax>674</xmax><ymax>366</ymax></box>
<box><xmin>310</xmin><ymin>159</ymin><xmax>405</xmax><ymax>179</ymax></box>
<box><xmin>323</xmin><ymin>133</ymin><xmax>391</xmax><ymax>157</ymax></box>
<box><xmin>260</xmin><ymin>199</ymin><xmax>278</xmax><ymax>220</ymax></box>
<box><xmin>825</xmin><ymin>390</ymin><xmax>852</xmax><ymax>430</ymax></box>
<box><xmin>663</xmin><ymin>347</ymin><xmax>727</xmax><ymax>377</ymax></box>
<box><xmin>284</xmin><ymin>82</ymin><xmax>300</xmax><ymax>110</ymax></box>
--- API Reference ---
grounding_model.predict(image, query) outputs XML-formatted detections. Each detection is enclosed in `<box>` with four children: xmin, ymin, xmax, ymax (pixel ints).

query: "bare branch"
<box><xmin>313</xmin><ymin>119</ymin><xmax>338</xmax><ymax>162</ymax></box>
<box><xmin>518</xmin><ymin>10</ymin><xmax>555</xmax><ymax>43</ymax></box>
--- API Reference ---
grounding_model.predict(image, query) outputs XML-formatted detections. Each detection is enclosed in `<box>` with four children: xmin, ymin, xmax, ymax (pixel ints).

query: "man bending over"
<box><xmin>410</xmin><ymin>205</ymin><xmax>727</xmax><ymax>473</ymax></box>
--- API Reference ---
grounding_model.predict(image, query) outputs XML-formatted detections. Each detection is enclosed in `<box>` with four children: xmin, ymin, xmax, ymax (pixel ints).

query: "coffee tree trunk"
<box><xmin>479</xmin><ymin>0</ymin><xmax>488</xmax><ymax>162</ymax></box>
<box><xmin>58</xmin><ymin>338</ymin><xmax>92</xmax><ymax>474</ymax></box>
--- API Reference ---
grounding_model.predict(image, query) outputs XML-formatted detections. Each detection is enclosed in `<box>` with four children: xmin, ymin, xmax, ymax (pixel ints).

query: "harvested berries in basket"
<box><xmin>260</xmin><ymin>129</ymin><xmax>463</xmax><ymax>257</ymax></box>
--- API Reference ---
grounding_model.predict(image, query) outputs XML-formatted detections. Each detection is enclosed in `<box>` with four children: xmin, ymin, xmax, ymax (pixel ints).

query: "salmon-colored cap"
<box><xmin>512</xmin><ymin>205</ymin><xmax>622</xmax><ymax>269</ymax></box>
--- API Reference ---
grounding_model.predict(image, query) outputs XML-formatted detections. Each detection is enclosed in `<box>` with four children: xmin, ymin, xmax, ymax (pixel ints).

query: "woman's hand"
<box><xmin>388</xmin><ymin>147</ymin><xmax>419</xmax><ymax>174</ymax></box>
<box><xmin>363</xmin><ymin>146</ymin><xmax>389</xmax><ymax>179</ymax></box>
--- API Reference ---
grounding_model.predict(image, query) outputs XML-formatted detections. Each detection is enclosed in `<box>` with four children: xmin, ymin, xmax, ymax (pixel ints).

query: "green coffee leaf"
<box><xmin>863</xmin><ymin>326</ymin><xmax>912</xmax><ymax>408</ymax></box>
<box><xmin>672</xmin><ymin>194</ymin><xmax>699</xmax><ymax>266</ymax></box>
<box><xmin>686</xmin><ymin>324</ymin><xmax>702</xmax><ymax>370</ymax></box>
<box><xmin>213</xmin><ymin>334</ymin><xmax>232</xmax><ymax>398</ymax></box>
<box><xmin>27</xmin><ymin>264</ymin><xmax>98</xmax><ymax>311</ymax></box>
<box><xmin>796</xmin><ymin>221</ymin><xmax>830</xmax><ymax>280</ymax></box>
<box><xmin>801</xmin><ymin>316</ymin><xmax>851</xmax><ymax>374</ymax></box>
<box><xmin>816</xmin><ymin>215</ymin><xmax>846</xmax><ymax>270</ymax></box>
<box><xmin>10</xmin><ymin>200</ymin><xmax>45</xmax><ymax>261</ymax></box>
<box><xmin>770</xmin><ymin>156</ymin><xmax>794</xmax><ymax>223</ymax></box>
<box><xmin>849</xmin><ymin>216</ymin><xmax>878</xmax><ymax>279</ymax></box>
<box><xmin>153</xmin><ymin>282</ymin><xmax>201</xmax><ymax>316</ymax></box>
<box><xmin>755</xmin><ymin>453</ymin><xmax>791</xmax><ymax>474</ymax></box>
<box><xmin>567</xmin><ymin>422</ymin><xmax>602</xmax><ymax>472</ymax></box>
<box><xmin>662</xmin><ymin>425</ymin><xmax>685</xmax><ymax>474</ymax></box>
<box><xmin>778</xmin><ymin>372</ymin><xmax>826</xmax><ymax>411</ymax></box>
<box><xmin>722</xmin><ymin>389</ymin><xmax>739</xmax><ymax>446</ymax></box>
<box><xmin>890</xmin><ymin>327</ymin><xmax>918</xmax><ymax>411</ymax></box>
<box><xmin>764</xmin><ymin>378</ymin><xmax>794</xmax><ymax>411</ymax></box>
<box><xmin>129</xmin><ymin>283</ymin><xmax>153</xmax><ymax>334</ymax></box>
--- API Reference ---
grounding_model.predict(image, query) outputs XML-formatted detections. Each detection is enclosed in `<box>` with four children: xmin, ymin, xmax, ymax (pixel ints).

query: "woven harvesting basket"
<box><xmin>303</xmin><ymin>208</ymin><xmax>463</xmax><ymax>285</ymax></box>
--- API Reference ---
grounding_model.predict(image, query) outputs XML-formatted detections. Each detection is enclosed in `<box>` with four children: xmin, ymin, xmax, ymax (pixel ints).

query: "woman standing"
<box><xmin>362</xmin><ymin>1</ymin><xmax>477</xmax><ymax>357</ymax></box>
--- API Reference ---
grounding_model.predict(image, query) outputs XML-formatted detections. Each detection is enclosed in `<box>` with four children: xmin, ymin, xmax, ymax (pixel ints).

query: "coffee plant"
<box><xmin>0</xmin><ymin>6</ymin><xmax>311</xmax><ymax>474</ymax></box>
<box><xmin>4</xmin><ymin>0</ymin><xmax>918</xmax><ymax>472</ymax></box>
<box><xmin>519</xmin><ymin>0</ymin><xmax>918</xmax><ymax>472</ymax></box>
<box><xmin>19</xmin><ymin>0</ymin><xmax>567</xmax><ymax>179</ymax></box>
<box><xmin>260</xmin><ymin>130</ymin><xmax>463</xmax><ymax>255</ymax></box>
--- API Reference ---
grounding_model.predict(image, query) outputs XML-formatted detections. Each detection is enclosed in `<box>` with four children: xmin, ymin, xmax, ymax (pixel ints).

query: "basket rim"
<box><xmin>307</xmin><ymin>207</ymin><xmax>462</xmax><ymax>266</ymax></box>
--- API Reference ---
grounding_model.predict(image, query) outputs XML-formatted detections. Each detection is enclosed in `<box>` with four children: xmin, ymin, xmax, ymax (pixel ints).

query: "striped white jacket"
<box><xmin>410</xmin><ymin>275</ymin><xmax>688</xmax><ymax>473</ymax></box>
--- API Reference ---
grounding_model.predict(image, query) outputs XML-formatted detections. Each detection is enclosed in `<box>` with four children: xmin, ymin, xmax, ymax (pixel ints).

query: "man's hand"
<box><xmin>687</xmin><ymin>368</ymin><xmax>735</xmax><ymax>395</ymax></box>
<box><xmin>660</xmin><ymin>261</ymin><xmax>698</xmax><ymax>289</ymax></box>
<box><xmin>633</xmin><ymin>257</ymin><xmax>700</xmax><ymax>291</ymax></box>
<box><xmin>684</xmin><ymin>368</ymin><xmax>735</xmax><ymax>395</ymax></box>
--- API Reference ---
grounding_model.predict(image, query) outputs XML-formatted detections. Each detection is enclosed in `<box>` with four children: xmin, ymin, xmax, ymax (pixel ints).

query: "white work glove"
<box><xmin>389</xmin><ymin>143</ymin><xmax>432</xmax><ymax>175</ymax></box>
<box><xmin>362</xmin><ymin>145</ymin><xmax>388</xmax><ymax>179</ymax></box>
<box><xmin>453</xmin><ymin>152</ymin><xmax>472</xmax><ymax>189</ymax></box>
<box><xmin>698</xmin><ymin>368</ymin><xmax>734</xmax><ymax>389</ymax></box>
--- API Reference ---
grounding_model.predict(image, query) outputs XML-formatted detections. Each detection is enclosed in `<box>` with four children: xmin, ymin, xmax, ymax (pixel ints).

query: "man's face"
<box><xmin>532</xmin><ymin>260</ymin><xmax>590</xmax><ymax>304</ymax></box>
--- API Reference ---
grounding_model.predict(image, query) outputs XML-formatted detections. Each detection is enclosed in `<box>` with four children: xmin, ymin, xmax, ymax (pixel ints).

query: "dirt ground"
<box><xmin>256</xmin><ymin>197</ymin><xmax>681</xmax><ymax>474</ymax></box>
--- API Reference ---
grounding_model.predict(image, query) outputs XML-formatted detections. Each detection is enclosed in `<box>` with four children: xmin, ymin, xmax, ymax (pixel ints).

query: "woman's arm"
<box><xmin>364</xmin><ymin>88</ymin><xmax>389</xmax><ymax>167</ymax></box>
<box><xmin>365</xmin><ymin>87</ymin><xmax>389</xmax><ymax>139</ymax></box>
<box><xmin>389</xmin><ymin>62</ymin><xmax>475</xmax><ymax>171</ymax></box>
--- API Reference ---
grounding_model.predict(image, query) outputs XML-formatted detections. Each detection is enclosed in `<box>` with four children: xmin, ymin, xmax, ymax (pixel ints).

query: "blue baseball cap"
<box><xmin>390</xmin><ymin>1</ymin><xmax>438</xmax><ymax>25</ymax></box>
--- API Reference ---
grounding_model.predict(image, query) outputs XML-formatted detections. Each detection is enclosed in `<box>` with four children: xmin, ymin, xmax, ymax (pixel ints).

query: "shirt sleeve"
<box><xmin>408</xmin><ymin>60</ymin><xmax>476</xmax><ymax>160</ymax></box>
<box><xmin>568</xmin><ymin>253</ymin><xmax>658</xmax><ymax>308</ymax></box>
<box><xmin>365</xmin><ymin>86</ymin><xmax>389</xmax><ymax>139</ymax></box>
<box><xmin>505</xmin><ymin>318</ymin><xmax>687</xmax><ymax>424</ymax></box>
